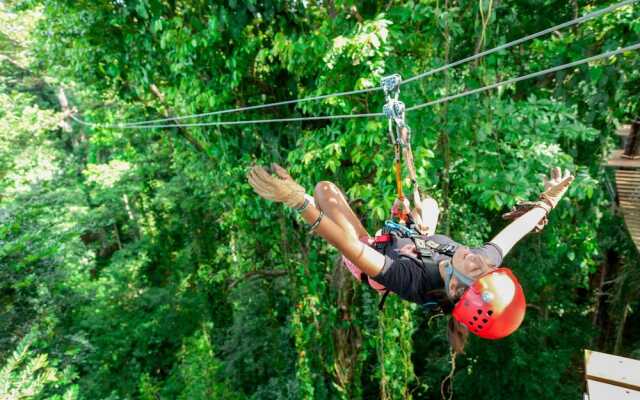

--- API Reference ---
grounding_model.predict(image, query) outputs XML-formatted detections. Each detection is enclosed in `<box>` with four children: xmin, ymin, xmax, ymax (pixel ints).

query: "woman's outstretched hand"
<box><xmin>540</xmin><ymin>167</ymin><xmax>574</xmax><ymax>209</ymax></box>
<box><xmin>247</xmin><ymin>163</ymin><xmax>307</xmax><ymax>209</ymax></box>
<box><xmin>494</xmin><ymin>167</ymin><xmax>575</xmax><ymax>255</ymax></box>
<box><xmin>502</xmin><ymin>167</ymin><xmax>574</xmax><ymax>231</ymax></box>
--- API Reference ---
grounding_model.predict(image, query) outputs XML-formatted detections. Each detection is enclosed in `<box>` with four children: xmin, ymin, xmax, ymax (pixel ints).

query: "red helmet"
<box><xmin>452</xmin><ymin>268</ymin><xmax>526</xmax><ymax>340</ymax></box>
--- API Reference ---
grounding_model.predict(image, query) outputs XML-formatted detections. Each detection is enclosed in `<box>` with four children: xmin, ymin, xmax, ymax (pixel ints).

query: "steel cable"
<box><xmin>118</xmin><ymin>87</ymin><xmax>380</xmax><ymax>127</ymax></box>
<box><xmin>73</xmin><ymin>43</ymin><xmax>640</xmax><ymax>129</ymax></box>
<box><xmin>400</xmin><ymin>0</ymin><xmax>638</xmax><ymax>85</ymax></box>
<box><xmin>406</xmin><ymin>42</ymin><xmax>640</xmax><ymax>112</ymax></box>
<box><xmin>70</xmin><ymin>111</ymin><xmax>385</xmax><ymax>129</ymax></box>
<box><xmin>73</xmin><ymin>0</ymin><xmax>636</xmax><ymax>129</ymax></box>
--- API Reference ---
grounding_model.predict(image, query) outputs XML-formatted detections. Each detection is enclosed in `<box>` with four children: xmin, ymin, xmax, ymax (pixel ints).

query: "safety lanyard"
<box><xmin>381</xmin><ymin>74</ymin><xmax>422</xmax><ymax>223</ymax></box>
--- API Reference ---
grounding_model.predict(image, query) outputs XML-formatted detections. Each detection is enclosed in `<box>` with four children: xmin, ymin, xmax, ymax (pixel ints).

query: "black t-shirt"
<box><xmin>370</xmin><ymin>234</ymin><xmax>503</xmax><ymax>305</ymax></box>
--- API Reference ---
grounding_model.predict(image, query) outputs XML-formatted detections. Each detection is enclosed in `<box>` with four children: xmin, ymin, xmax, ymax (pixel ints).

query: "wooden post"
<box><xmin>623</xmin><ymin>119</ymin><xmax>639</xmax><ymax>159</ymax></box>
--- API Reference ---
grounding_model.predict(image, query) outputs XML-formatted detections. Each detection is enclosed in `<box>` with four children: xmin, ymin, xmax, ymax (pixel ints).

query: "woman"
<box><xmin>247</xmin><ymin>164</ymin><xmax>573</xmax><ymax>352</ymax></box>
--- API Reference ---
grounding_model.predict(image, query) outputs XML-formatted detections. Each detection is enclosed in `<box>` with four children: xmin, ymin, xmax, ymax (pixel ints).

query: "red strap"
<box><xmin>374</xmin><ymin>234</ymin><xmax>392</xmax><ymax>244</ymax></box>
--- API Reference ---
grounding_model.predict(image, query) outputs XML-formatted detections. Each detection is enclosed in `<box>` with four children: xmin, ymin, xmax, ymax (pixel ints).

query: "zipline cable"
<box><xmin>72</xmin><ymin>42</ymin><xmax>640</xmax><ymax>129</ymax></box>
<box><xmin>400</xmin><ymin>0</ymin><xmax>638</xmax><ymax>85</ymax></box>
<box><xmin>118</xmin><ymin>87</ymin><xmax>380</xmax><ymax>127</ymax></box>
<box><xmin>406</xmin><ymin>42</ymin><xmax>640</xmax><ymax>112</ymax></box>
<box><xmin>69</xmin><ymin>111</ymin><xmax>385</xmax><ymax>129</ymax></box>
<box><xmin>77</xmin><ymin>0</ymin><xmax>636</xmax><ymax>128</ymax></box>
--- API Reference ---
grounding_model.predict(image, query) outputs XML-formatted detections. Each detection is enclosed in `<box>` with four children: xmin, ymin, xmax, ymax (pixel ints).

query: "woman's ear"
<box><xmin>448</xmin><ymin>277</ymin><xmax>458</xmax><ymax>298</ymax></box>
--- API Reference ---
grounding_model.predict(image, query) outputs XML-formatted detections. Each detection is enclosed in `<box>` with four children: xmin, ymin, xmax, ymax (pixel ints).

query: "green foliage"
<box><xmin>0</xmin><ymin>335</ymin><xmax>70</xmax><ymax>400</ymax></box>
<box><xmin>1</xmin><ymin>0</ymin><xmax>639</xmax><ymax>399</ymax></box>
<box><xmin>160</xmin><ymin>323</ymin><xmax>241</xmax><ymax>400</ymax></box>
<box><xmin>376</xmin><ymin>297</ymin><xmax>416</xmax><ymax>400</ymax></box>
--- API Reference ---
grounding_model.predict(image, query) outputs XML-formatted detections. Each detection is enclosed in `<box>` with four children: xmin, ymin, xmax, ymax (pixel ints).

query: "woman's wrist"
<box><xmin>308</xmin><ymin>210</ymin><xmax>325</xmax><ymax>233</ymax></box>
<box><xmin>294</xmin><ymin>194</ymin><xmax>315</xmax><ymax>212</ymax></box>
<box><xmin>299</xmin><ymin>201</ymin><xmax>321</xmax><ymax>225</ymax></box>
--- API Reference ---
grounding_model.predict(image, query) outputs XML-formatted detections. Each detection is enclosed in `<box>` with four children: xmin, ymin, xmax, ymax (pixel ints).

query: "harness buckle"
<box><xmin>413</xmin><ymin>237</ymin><xmax>435</xmax><ymax>258</ymax></box>
<box><xmin>383</xmin><ymin>220</ymin><xmax>415</xmax><ymax>237</ymax></box>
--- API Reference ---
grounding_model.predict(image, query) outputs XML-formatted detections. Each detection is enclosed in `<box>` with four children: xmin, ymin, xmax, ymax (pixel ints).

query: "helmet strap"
<box><xmin>443</xmin><ymin>260</ymin><xmax>475</xmax><ymax>294</ymax></box>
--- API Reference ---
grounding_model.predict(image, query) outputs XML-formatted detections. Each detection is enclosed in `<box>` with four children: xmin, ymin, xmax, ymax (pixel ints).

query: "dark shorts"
<box><xmin>371</xmin><ymin>236</ymin><xmax>503</xmax><ymax>305</ymax></box>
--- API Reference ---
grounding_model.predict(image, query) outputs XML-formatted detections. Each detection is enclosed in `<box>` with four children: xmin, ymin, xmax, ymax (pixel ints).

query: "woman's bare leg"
<box><xmin>313</xmin><ymin>181</ymin><xmax>369</xmax><ymax>240</ymax></box>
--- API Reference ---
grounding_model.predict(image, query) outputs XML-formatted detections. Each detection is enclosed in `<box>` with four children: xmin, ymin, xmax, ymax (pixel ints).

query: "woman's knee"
<box><xmin>420</xmin><ymin>196</ymin><xmax>440</xmax><ymax>235</ymax></box>
<box><xmin>421</xmin><ymin>197</ymin><xmax>440</xmax><ymax>215</ymax></box>
<box><xmin>314</xmin><ymin>181</ymin><xmax>340</xmax><ymax>204</ymax></box>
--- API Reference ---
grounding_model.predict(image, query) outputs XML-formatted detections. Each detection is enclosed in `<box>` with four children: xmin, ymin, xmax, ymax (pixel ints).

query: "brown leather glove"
<box><xmin>247</xmin><ymin>163</ymin><xmax>306</xmax><ymax>209</ymax></box>
<box><xmin>502</xmin><ymin>201</ymin><xmax>550</xmax><ymax>232</ymax></box>
<box><xmin>502</xmin><ymin>167</ymin><xmax>574</xmax><ymax>232</ymax></box>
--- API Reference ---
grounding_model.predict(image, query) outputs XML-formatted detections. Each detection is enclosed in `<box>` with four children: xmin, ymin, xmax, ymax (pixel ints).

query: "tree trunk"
<box><xmin>614</xmin><ymin>302</ymin><xmax>629</xmax><ymax>354</ymax></box>
<box><xmin>330</xmin><ymin>257</ymin><xmax>362</xmax><ymax>398</ymax></box>
<box><xmin>149</xmin><ymin>84</ymin><xmax>210</xmax><ymax>155</ymax></box>
<box><xmin>439</xmin><ymin>0</ymin><xmax>452</xmax><ymax>235</ymax></box>
<box><xmin>592</xmin><ymin>253</ymin><xmax>608</xmax><ymax>328</ymax></box>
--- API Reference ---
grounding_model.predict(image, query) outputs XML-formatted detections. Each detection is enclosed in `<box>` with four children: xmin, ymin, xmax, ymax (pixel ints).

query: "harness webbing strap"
<box><xmin>378</xmin><ymin>290</ymin><xmax>391</xmax><ymax>310</ymax></box>
<box><xmin>413</xmin><ymin>237</ymin><xmax>457</xmax><ymax>257</ymax></box>
<box><xmin>360</xmin><ymin>272</ymin><xmax>370</xmax><ymax>287</ymax></box>
<box><xmin>361</xmin><ymin>272</ymin><xmax>391</xmax><ymax>310</ymax></box>
<box><xmin>370</xmin><ymin>206</ymin><xmax>468</xmax><ymax>311</ymax></box>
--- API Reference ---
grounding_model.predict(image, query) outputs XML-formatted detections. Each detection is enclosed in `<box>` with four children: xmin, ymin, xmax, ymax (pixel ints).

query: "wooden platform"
<box><xmin>614</xmin><ymin>169</ymin><xmax>640</xmax><ymax>252</ymax></box>
<box><xmin>605</xmin><ymin>138</ymin><xmax>640</xmax><ymax>252</ymax></box>
<box><xmin>587</xmin><ymin>380</ymin><xmax>640</xmax><ymax>399</ymax></box>
<box><xmin>607</xmin><ymin>149</ymin><xmax>640</xmax><ymax>168</ymax></box>
<box><xmin>584</xmin><ymin>350</ymin><xmax>640</xmax><ymax>400</ymax></box>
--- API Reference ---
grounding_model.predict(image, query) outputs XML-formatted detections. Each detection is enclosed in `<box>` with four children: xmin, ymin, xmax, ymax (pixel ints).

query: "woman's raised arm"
<box><xmin>490</xmin><ymin>167</ymin><xmax>574</xmax><ymax>257</ymax></box>
<box><xmin>247</xmin><ymin>164</ymin><xmax>387</xmax><ymax>277</ymax></box>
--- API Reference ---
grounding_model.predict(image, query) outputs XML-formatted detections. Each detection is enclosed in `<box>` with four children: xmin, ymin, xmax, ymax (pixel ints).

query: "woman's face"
<box><xmin>448</xmin><ymin>247</ymin><xmax>492</xmax><ymax>298</ymax></box>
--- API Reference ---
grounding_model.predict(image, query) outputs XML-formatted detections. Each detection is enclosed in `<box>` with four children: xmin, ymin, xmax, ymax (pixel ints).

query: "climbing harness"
<box><xmin>367</xmin><ymin>218</ymin><xmax>465</xmax><ymax>311</ymax></box>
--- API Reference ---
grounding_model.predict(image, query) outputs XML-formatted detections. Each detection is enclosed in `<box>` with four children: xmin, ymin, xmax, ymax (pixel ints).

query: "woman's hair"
<box><xmin>447</xmin><ymin>318</ymin><xmax>469</xmax><ymax>354</ymax></box>
<box><xmin>423</xmin><ymin>289</ymin><xmax>469</xmax><ymax>353</ymax></box>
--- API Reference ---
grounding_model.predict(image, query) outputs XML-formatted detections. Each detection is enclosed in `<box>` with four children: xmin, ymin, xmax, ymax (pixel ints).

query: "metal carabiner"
<box><xmin>381</xmin><ymin>74</ymin><xmax>402</xmax><ymax>102</ymax></box>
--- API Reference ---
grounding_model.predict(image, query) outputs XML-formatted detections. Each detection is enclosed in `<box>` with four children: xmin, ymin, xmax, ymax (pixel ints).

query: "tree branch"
<box><xmin>227</xmin><ymin>269</ymin><xmax>289</xmax><ymax>290</ymax></box>
<box><xmin>149</xmin><ymin>84</ymin><xmax>209</xmax><ymax>155</ymax></box>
